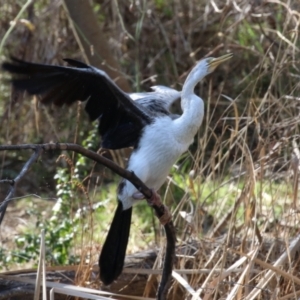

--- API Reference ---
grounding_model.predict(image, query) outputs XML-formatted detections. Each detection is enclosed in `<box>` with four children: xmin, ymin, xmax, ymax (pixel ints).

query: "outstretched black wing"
<box><xmin>2</xmin><ymin>57</ymin><xmax>152</xmax><ymax>149</ymax></box>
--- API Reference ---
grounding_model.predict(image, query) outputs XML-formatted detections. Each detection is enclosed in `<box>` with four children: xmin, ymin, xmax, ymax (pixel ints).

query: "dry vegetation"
<box><xmin>1</xmin><ymin>0</ymin><xmax>300</xmax><ymax>299</ymax></box>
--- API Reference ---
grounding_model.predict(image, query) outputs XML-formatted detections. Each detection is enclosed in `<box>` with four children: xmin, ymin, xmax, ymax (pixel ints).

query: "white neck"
<box><xmin>173</xmin><ymin>69</ymin><xmax>205</xmax><ymax>145</ymax></box>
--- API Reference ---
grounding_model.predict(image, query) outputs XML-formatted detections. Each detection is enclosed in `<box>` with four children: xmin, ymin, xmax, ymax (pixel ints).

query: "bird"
<box><xmin>2</xmin><ymin>52</ymin><xmax>232</xmax><ymax>285</ymax></box>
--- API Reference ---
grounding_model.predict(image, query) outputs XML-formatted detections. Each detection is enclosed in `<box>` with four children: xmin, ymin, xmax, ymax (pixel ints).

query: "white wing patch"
<box><xmin>129</xmin><ymin>85</ymin><xmax>181</xmax><ymax>113</ymax></box>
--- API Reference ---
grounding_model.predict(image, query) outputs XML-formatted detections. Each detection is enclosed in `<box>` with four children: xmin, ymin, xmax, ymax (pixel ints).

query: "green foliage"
<box><xmin>92</xmin><ymin>3</ymin><xmax>105</xmax><ymax>23</ymax></box>
<box><xmin>154</xmin><ymin>0</ymin><xmax>173</xmax><ymax>17</ymax></box>
<box><xmin>0</xmin><ymin>125</ymin><xmax>102</xmax><ymax>269</ymax></box>
<box><xmin>237</xmin><ymin>20</ymin><xmax>264</xmax><ymax>54</ymax></box>
<box><xmin>0</xmin><ymin>169</ymin><xmax>79</xmax><ymax>267</ymax></box>
<box><xmin>75</xmin><ymin>124</ymin><xmax>99</xmax><ymax>178</ymax></box>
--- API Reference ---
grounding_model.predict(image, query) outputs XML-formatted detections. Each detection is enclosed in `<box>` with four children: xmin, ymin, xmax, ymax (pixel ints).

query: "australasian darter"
<box><xmin>2</xmin><ymin>52</ymin><xmax>232</xmax><ymax>285</ymax></box>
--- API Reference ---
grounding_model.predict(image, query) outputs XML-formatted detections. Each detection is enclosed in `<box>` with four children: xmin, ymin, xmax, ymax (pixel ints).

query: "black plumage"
<box><xmin>99</xmin><ymin>202</ymin><xmax>132</xmax><ymax>285</ymax></box>
<box><xmin>2</xmin><ymin>57</ymin><xmax>153</xmax><ymax>149</ymax></box>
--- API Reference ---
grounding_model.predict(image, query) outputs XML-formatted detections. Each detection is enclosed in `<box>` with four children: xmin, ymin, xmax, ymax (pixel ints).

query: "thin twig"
<box><xmin>0</xmin><ymin>0</ymin><xmax>33</xmax><ymax>54</ymax></box>
<box><xmin>0</xmin><ymin>147</ymin><xmax>42</xmax><ymax>223</ymax></box>
<box><xmin>0</xmin><ymin>179</ymin><xmax>14</xmax><ymax>184</ymax></box>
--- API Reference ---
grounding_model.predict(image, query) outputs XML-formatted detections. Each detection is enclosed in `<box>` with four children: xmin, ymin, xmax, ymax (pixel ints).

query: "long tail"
<box><xmin>99</xmin><ymin>201</ymin><xmax>132</xmax><ymax>285</ymax></box>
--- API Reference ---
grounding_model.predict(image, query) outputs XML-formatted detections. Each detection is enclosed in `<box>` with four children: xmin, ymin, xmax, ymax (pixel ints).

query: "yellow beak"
<box><xmin>208</xmin><ymin>53</ymin><xmax>233</xmax><ymax>72</ymax></box>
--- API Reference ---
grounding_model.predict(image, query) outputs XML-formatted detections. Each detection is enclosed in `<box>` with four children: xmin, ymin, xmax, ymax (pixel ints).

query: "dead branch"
<box><xmin>0</xmin><ymin>147</ymin><xmax>42</xmax><ymax>223</ymax></box>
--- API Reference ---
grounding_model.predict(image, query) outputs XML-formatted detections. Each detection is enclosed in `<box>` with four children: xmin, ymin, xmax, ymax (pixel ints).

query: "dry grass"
<box><xmin>1</xmin><ymin>0</ymin><xmax>300</xmax><ymax>299</ymax></box>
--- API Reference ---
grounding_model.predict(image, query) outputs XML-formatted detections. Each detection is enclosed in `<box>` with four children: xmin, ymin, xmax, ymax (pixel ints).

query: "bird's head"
<box><xmin>187</xmin><ymin>53</ymin><xmax>233</xmax><ymax>84</ymax></box>
<box><xmin>205</xmin><ymin>53</ymin><xmax>233</xmax><ymax>73</ymax></box>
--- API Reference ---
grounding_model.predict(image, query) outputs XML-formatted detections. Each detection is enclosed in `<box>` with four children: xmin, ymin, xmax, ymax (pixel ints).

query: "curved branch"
<box><xmin>153</xmin><ymin>206</ymin><xmax>176</xmax><ymax>300</ymax></box>
<box><xmin>0</xmin><ymin>143</ymin><xmax>175</xmax><ymax>300</ymax></box>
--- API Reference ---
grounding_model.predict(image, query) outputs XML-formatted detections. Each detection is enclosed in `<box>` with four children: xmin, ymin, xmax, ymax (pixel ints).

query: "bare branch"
<box><xmin>0</xmin><ymin>147</ymin><xmax>42</xmax><ymax>223</ymax></box>
<box><xmin>0</xmin><ymin>143</ymin><xmax>153</xmax><ymax>197</ymax></box>
<box><xmin>0</xmin><ymin>179</ymin><xmax>14</xmax><ymax>184</ymax></box>
<box><xmin>157</xmin><ymin>216</ymin><xmax>176</xmax><ymax>300</ymax></box>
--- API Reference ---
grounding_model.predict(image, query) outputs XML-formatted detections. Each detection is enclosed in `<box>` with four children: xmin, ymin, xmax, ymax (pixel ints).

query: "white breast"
<box><xmin>119</xmin><ymin>116</ymin><xmax>192</xmax><ymax>210</ymax></box>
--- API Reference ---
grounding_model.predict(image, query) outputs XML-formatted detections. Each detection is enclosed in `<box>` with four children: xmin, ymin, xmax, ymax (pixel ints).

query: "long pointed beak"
<box><xmin>208</xmin><ymin>53</ymin><xmax>233</xmax><ymax>72</ymax></box>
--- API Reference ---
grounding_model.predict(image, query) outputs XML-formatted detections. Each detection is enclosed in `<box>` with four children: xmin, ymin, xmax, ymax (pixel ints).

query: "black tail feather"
<box><xmin>99</xmin><ymin>201</ymin><xmax>132</xmax><ymax>285</ymax></box>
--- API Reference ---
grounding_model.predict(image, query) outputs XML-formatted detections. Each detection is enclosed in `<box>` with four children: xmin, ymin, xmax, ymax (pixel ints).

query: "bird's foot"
<box><xmin>132</xmin><ymin>189</ymin><xmax>161</xmax><ymax>204</ymax></box>
<box><xmin>147</xmin><ymin>189</ymin><xmax>162</xmax><ymax>207</ymax></box>
<box><xmin>132</xmin><ymin>192</ymin><xmax>145</xmax><ymax>200</ymax></box>
<box><xmin>147</xmin><ymin>189</ymin><xmax>172</xmax><ymax>225</ymax></box>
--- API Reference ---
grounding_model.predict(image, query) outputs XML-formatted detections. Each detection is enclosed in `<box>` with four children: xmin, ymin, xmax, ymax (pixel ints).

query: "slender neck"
<box><xmin>173</xmin><ymin>70</ymin><xmax>205</xmax><ymax>145</ymax></box>
<box><xmin>181</xmin><ymin>74</ymin><xmax>199</xmax><ymax>111</ymax></box>
<box><xmin>173</xmin><ymin>94</ymin><xmax>204</xmax><ymax>145</ymax></box>
<box><xmin>181</xmin><ymin>62</ymin><xmax>207</xmax><ymax>107</ymax></box>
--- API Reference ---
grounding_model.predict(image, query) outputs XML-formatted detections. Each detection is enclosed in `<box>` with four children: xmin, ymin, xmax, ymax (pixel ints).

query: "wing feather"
<box><xmin>2</xmin><ymin>57</ymin><xmax>153</xmax><ymax>149</ymax></box>
<box><xmin>131</xmin><ymin>85</ymin><xmax>181</xmax><ymax>114</ymax></box>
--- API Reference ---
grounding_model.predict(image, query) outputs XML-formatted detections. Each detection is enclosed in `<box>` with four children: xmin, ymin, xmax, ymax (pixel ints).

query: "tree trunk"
<box><xmin>63</xmin><ymin>0</ymin><xmax>131</xmax><ymax>92</ymax></box>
